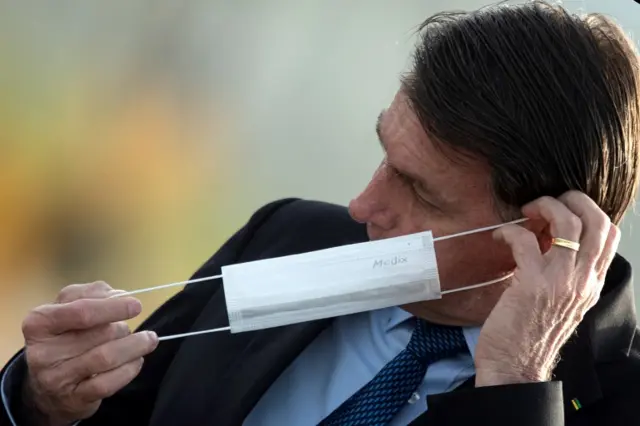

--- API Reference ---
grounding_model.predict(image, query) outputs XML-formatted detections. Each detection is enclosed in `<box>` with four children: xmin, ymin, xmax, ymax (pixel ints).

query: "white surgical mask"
<box><xmin>223</xmin><ymin>230</ymin><xmax>439</xmax><ymax>333</ymax></box>
<box><xmin>118</xmin><ymin>218</ymin><xmax>525</xmax><ymax>340</ymax></box>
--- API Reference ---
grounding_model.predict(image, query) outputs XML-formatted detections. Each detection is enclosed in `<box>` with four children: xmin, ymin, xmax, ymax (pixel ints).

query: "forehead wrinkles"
<box><xmin>384</xmin><ymin>96</ymin><xmax>447</xmax><ymax>175</ymax></box>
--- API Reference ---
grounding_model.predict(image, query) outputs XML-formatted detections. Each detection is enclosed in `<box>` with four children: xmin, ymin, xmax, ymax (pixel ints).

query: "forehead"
<box><xmin>381</xmin><ymin>94</ymin><xmax>450</xmax><ymax>176</ymax></box>
<box><xmin>380</xmin><ymin>92</ymin><xmax>493</xmax><ymax>208</ymax></box>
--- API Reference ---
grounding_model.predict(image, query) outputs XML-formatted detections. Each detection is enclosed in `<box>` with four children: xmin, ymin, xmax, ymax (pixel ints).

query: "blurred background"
<box><xmin>0</xmin><ymin>0</ymin><xmax>638</xmax><ymax>363</ymax></box>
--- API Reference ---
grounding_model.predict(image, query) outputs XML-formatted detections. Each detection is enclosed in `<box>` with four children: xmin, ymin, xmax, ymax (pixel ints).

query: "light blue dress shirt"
<box><xmin>244</xmin><ymin>307</ymin><xmax>480</xmax><ymax>426</ymax></box>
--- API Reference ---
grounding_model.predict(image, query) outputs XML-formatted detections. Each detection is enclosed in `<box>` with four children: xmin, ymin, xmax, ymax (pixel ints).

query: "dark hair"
<box><xmin>402</xmin><ymin>1</ymin><xmax>640</xmax><ymax>224</ymax></box>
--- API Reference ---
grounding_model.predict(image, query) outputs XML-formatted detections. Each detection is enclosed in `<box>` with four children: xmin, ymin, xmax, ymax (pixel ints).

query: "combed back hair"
<box><xmin>402</xmin><ymin>1</ymin><xmax>640</xmax><ymax>224</ymax></box>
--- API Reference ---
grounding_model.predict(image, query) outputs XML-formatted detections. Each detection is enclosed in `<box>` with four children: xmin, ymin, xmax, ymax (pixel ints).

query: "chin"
<box><xmin>401</xmin><ymin>303</ymin><xmax>480</xmax><ymax>327</ymax></box>
<box><xmin>401</xmin><ymin>288</ymin><xmax>502</xmax><ymax>327</ymax></box>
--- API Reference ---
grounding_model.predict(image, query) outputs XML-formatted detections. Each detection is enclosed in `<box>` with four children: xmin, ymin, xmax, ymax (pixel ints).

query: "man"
<box><xmin>2</xmin><ymin>2</ymin><xmax>639</xmax><ymax>425</ymax></box>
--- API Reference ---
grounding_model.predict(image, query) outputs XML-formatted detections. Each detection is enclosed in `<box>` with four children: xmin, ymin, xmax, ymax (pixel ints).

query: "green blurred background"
<box><xmin>0</xmin><ymin>0</ymin><xmax>638</xmax><ymax>363</ymax></box>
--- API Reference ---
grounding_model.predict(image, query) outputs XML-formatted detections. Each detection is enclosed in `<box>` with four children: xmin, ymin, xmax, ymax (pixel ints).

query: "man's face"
<box><xmin>349</xmin><ymin>91</ymin><xmax>516</xmax><ymax>326</ymax></box>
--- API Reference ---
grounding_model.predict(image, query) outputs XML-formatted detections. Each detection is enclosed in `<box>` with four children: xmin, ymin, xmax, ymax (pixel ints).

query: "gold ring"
<box><xmin>551</xmin><ymin>237</ymin><xmax>580</xmax><ymax>252</ymax></box>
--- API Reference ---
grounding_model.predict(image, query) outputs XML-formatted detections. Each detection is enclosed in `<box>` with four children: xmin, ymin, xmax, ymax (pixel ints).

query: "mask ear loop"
<box><xmin>111</xmin><ymin>218</ymin><xmax>528</xmax><ymax>341</ymax></box>
<box><xmin>433</xmin><ymin>218</ymin><xmax>527</xmax><ymax>242</ymax></box>
<box><xmin>440</xmin><ymin>273</ymin><xmax>515</xmax><ymax>295</ymax></box>
<box><xmin>110</xmin><ymin>274</ymin><xmax>223</xmax><ymax>298</ymax></box>
<box><xmin>434</xmin><ymin>217</ymin><xmax>527</xmax><ymax>295</ymax></box>
<box><xmin>110</xmin><ymin>275</ymin><xmax>230</xmax><ymax>341</ymax></box>
<box><xmin>156</xmin><ymin>326</ymin><xmax>231</xmax><ymax>341</ymax></box>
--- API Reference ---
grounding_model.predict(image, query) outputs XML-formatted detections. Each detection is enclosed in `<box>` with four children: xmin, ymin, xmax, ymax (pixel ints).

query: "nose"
<box><xmin>348</xmin><ymin>162</ymin><xmax>397</xmax><ymax>231</ymax></box>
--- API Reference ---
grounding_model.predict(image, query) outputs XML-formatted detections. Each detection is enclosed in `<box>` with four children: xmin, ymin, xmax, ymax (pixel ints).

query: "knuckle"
<box><xmin>110</xmin><ymin>322</ymin><xmax>131</xmax><ymax>340</ymax></box>
<box><xmin>90</xmin><ymin>281</ymin><xmax>113</xmax><ymax>293</ymax></box>
<box><xmin>22</xmin><ymin>305</ymin><xmax>56</xmax><ymax>339</ymax></box>
<box><xmin>55</xmin><ymin>285</ymin><xmax>80</xmax><ymax>304</ymax></box>
<box><xmin>575</xmin><ymin>276</ymin><xmax>597</xmax><ymax>298</ymax></box>
<box><xmin>25</xmin><ymin>345</ymin><xmax>48</xmax><ymax>369</ymax></box>
<box><xmin>561</xmin><ymin>215</ymin><xmax>582</xmax><ymax>234</ymax></box>
<box><xmin>21</xmin><ymin>312</ymin><xmax>43</xmax><ymax>338</ymax></box>
<box><xmin>574</xmin><ymin>284</ymin><xmax>590</xmax><ymax>300</ymax></box>
<box><xmin>70</xmin><ymin>301</ymin><xmax>94</xmax><ymax>328</ymax></box>
<box><xmin>561</xmin><ymin>190</ymin><xmax>582</xmax><ymax>203</ymax></box>
<box><xmin>536</xmin><ymin>196</ymin><xmax>555</xmax><ymax>208</ymax></box>
<box><xmin>37</xmin><ymin>370</ymin><xmax>60</xmax><ymax>392</ymax></box>
<box><xmin>575</xmin><ymin>290</ymin><xmax>596</xmax><ymax>313</ymax></box>
<box><xmin>569</xmin><ymin>214</ymin><xmax>582</xmax><ymax>230</ymax></box>
<box><xmin>89</xmin><ymin>346</ymin><xmax>115</xmax><ymax>370</ymax></box>
<box><xmin>87</xmin><ymin>379</ymin><xmax>112</xmax><ymax>399</ymax></box>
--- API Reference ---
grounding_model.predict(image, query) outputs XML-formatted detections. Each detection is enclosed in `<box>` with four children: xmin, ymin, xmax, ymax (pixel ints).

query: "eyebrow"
<box><xmin>375</xmin><ymin>110</ymin><xmax>387</xmax><ymax>151</ymax></box>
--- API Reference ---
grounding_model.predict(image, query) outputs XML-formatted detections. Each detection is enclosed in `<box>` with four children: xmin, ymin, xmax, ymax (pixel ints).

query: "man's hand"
<box><xmin>475</xmin><ymin>191</ymin><xmax>620</xmax><ymax>386</ymax></box>
<box><xmin>21</xmin><ymin>281</ymin><xmax>159</xmax><ymax>426</ymax></box>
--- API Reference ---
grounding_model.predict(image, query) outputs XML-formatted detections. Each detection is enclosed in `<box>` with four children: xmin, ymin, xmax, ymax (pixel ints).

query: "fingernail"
<box><xmin>146</xmin><ymin>331</ymin><xmax>159</xmax><ymax>345</ymax></box>
<box><xmin>127</xmin><ymin>299</ymin><xmax>143</xmax><ymax>317</ymax></box>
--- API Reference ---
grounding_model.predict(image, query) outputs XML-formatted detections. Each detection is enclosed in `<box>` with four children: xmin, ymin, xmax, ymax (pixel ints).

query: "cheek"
<box><xmin>434</xmin><ymin>231</ymin><xmax>515</xmax><ymax>290</ymax></box>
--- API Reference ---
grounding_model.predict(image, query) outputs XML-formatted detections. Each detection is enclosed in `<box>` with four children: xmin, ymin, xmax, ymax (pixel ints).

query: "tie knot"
<box><xmin>406</xmin><ymin>320</ymin><xmax>467</xmax><ymax>364</ymax></box>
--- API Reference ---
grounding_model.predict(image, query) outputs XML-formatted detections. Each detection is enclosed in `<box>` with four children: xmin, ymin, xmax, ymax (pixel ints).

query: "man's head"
<box><xmin>348</xmin><ymin>2</ymin><xmax>640</xmax><ymax>326</ymax></box>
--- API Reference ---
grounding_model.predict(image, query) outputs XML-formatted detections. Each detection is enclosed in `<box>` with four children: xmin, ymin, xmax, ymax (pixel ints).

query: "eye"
<box><xmin>395</xmin><ymin>171</ymin><xmax>432</xmax><ymax>204</ymax></box>
<box><xmin>384</xmin><ymin>162</ymin><xmax>438</xmax><ymax>209</ymax></box>
<box><xmin>411</xmin><ymin>181</ymin><xmax>429</xmax><ymax>202</ymax></box>
<box><xmin>411</xmin><ymin>181</ymin><xmax>440</xmax><ymax>210</ymax></box>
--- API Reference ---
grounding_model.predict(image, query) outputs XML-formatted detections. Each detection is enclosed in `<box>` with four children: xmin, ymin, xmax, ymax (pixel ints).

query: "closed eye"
<box><xmin>386</xmin><ymin>163</ymin><xmax>437</xmax><ymax>207</ymax></box>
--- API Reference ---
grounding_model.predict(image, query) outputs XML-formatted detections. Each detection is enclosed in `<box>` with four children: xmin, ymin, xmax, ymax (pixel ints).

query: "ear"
<box><xmin>522</xmin><ymin>218</ymin><xmax>552</xmax><ymax>254</ymax></box>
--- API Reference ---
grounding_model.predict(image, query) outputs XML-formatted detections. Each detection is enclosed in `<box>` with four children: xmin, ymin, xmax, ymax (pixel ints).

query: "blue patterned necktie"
<box><xmin>318</xmin><ymin>319</ymin><xmax>468</xmax><ymax>426</ymax></box>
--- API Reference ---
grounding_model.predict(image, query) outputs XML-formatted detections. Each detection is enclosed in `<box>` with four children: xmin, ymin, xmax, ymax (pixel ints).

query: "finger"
<box><xmin>596</xmin><ymin>223</ymin><xmax>621</xmax><ymax>283</ymax></box>
<box><xmin>558</xmin><ymin>191</ymin><xmax>611</xmax><ymax>266</ymax></box>
<box><xmin>522</xmin><ymin>196</ymin><xmax>582</xmax><ymax>260</ymax></box>
<box><xmin>27</xmin><ymin>322</ymin><xmax>132</xmax><ymax>369</ymax></box>
<box><xmin>64</xmin><ymin>322</ymin><xmax>132</xmax><ymax>359</ymax></box>
<box><xmin>74</xmin><ymin>358</ymin><xmax>145</xmax><ymax>403</ymax></box>
<box><xmin>55</xmin><ymin>331</ymin><xmax>158</xmax><ymax>385</ymax></box>
<box><xmin>73</xmin><ymin>331</ymin><xmax>158</xmax><ymax>379</ymax></box>
<box><xmin>493</xmin><ymin>225</ymin><xmax>544</xmax><ymax>270</ymax></box>
<box><xmin>56</xmin><ymin>281</ymin><xmax>123</xmax><ymax>304</ymax></box>
<box><xmin>24</xmin><ymin>297</ymin><xmax>142</xmax><ymax>337</ymax></box>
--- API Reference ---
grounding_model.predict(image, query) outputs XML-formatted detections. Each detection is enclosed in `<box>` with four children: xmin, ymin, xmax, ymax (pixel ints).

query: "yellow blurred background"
<box><xmin>0</xmin><ymin>1</ymin><xmax>251</xmax><ymax>362</ymax></box>
<box><xmin>0</xmin><ymin>0</ymin><xmax>638</xmax><ymax>363</ymax></box>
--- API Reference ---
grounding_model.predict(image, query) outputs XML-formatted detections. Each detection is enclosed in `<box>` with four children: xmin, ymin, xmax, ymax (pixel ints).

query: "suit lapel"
<box><xmin>210</xmin><ymin>319</ymin><xmax>332</xmax><ymax>425</ymax></box>
<box><xmin>148</xmin><ymin>283</ymin><xmax>332</xmax><ymax>426</ymax></box>
<box><xmin>557</xmin><ymin>254</ymin><xmax>636</xmax><ymax>415</ymax></box>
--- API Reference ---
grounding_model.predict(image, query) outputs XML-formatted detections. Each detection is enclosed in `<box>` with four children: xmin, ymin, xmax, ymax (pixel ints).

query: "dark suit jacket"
<box><xmin>2</xmin><ymin>198</ymin><xmax>639</xmax><ymax>426</ymax></box>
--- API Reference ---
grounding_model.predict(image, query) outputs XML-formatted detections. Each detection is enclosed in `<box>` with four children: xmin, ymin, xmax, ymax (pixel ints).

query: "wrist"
<box><xmin>475</xmin><ymin>365</ymin><xmax>551</xmax><ymax>387</ymax></box>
